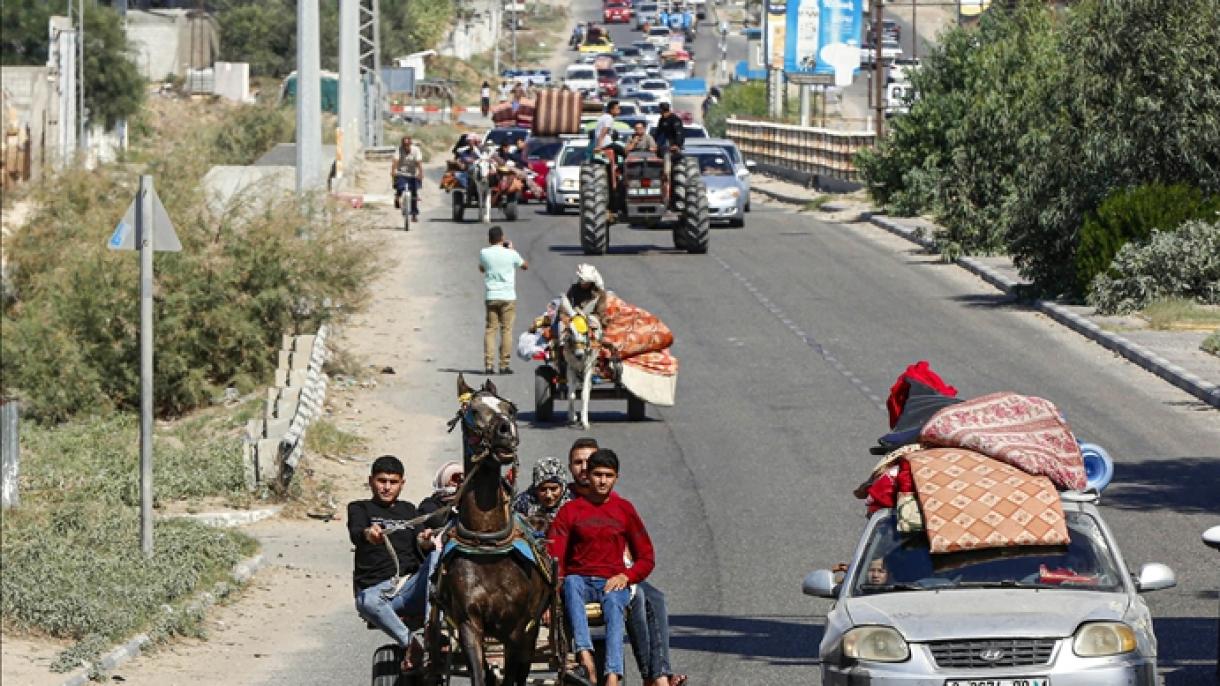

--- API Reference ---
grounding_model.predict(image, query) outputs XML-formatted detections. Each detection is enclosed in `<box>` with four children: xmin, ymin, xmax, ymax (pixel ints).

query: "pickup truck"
<box><xmin>860</xmin><ymin>39</ymin><xmax>902</xmax><ymax>65</ymax></box>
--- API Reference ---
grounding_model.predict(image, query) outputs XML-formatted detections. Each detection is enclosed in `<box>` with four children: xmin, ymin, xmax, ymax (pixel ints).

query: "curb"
<box><xmin>164</xmin><ymin>506</ymin><xmax>281</xmax><ymax>528</ymax></box>
<box><xmin>753</xmin><ymin>184</ymin><xmax>813</xmax><ymax>207</ymax></box>
<box><xmin>867</xmin><ymin>216</ymin><xmax>1220</xmax><ymax>410</ymax></box>
<box><xmin>57</xmin><ymin>553</ymin><xmax>267</xmax><ymax>686</ymax></box>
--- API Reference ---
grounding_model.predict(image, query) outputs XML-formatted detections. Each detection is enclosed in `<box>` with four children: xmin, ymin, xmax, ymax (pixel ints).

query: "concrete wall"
<box><xmin>439</xmin><ymin>1</ymin><xmax>500</xmax><ymax>60</ymax></box>
<box><xmin>126</xmin><ymin>9</ymin><xmax>219</xmax><ymax>81</ymax></box>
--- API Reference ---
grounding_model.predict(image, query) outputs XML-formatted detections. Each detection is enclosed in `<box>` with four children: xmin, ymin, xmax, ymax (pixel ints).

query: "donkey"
<box><xmin>559</xmin><ymin>316</ymin><xmax>599</xmax><ymax>430</ymax></box>
<box><xmin>429</xmin><ymin>374</ymin><xmax>554</xmax><ymax>686</ymax></box>
<box><xmin>472</xmin><ymin>145</ymin><xmax>495</xmax><ymax>224</ymax></box>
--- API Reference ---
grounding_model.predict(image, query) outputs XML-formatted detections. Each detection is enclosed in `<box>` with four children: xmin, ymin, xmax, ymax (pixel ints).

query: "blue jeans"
<box><xmin>564</xmin><ymin>575</ymin><xmax>631</xmax><ymax>678</ymax></box>
<box><xmin>626</xmin><ymin>581</ymin><xmax>672</xmax><ymax>680</ymax></box>
<box><xmin>354</xmin><ymin>550</ymin><xmax>434</xmax><ymax>648</ymax></box>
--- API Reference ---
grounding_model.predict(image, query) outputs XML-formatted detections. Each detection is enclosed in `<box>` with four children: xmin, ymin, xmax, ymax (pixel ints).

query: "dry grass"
<box><xmin>1139</xmin><ymin>298</ymin><xmax>1220</xmax><ymax>331</ymax></box>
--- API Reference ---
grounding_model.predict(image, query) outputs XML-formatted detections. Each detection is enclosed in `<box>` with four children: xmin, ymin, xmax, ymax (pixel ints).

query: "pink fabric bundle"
<box><xmin>919</xmin><ymin>392</ymin><xmax>1086</xmax><ymax>491</ymax></box>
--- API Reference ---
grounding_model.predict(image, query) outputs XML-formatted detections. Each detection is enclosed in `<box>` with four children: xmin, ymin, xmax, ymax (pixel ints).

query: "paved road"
<box><xmin>277</xmin><ymin>8</ymin><xmax>1219</xmax><ymax>686</ymax></box>
<box><xmin>309</xmin><ymin>183</ymin><xmax>1218</xmax><ymax>685</ymax></box>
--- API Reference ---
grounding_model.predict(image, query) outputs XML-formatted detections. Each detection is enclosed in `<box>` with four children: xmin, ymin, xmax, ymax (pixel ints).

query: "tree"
<box><xmin>82</xmin><ymin>5</ymin><xmax>145</xmax><ymax>129</ymax></box>
<box><xmin>1</xmin><ymin>0</ymin><xmax>63</xmax><ymax>65</ymax></box>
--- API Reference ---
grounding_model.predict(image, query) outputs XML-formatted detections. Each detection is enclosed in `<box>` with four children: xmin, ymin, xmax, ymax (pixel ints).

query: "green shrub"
<box><xmin>1076</xmin><ymin>184</ymin><xmax>1219</xmax><ymax>295</ymax></box>
<box><xmin>705</xmin><ymin>80</ymin><xmax>767</xmax><ymax>138</ymax></box>
<box><xmin>0</xmin><ymin>104</ymin><xmax>378</xmax><ymax>423</ymax></box>
<box><xmin>1203</xmin><ymin>330</ymin><xmax>1220</xmax><ymax>356</ymax></box>
<box><xmin>1088</xmin><ymin>219</ymin><xmax>1220</xmax><ymax>315</ymax></box>
<box><xmin>211</xmin><ymin>102</ymin><xmax>294</xmax><ymax>165</ymax></box>
<box><xmin>1</xmin><ymin>503</ymin><xmax>256</xmax><ymax>669</ymax></box>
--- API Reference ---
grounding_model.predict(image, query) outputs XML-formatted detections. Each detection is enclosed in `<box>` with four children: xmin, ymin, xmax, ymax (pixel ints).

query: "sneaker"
<box><xmin>500</xmin><ymin>367</ymin><xmax>514</xmax><ymax>375</ymax></box>
<box><xmin>485</xmin><ymin>367</ymin><xmax>495</xmax><ymax>375</ymax></box>
<box><xmin>394</xmin><ymin>196</ymin><xmax>401</xmax><ymax>209</ymax></box>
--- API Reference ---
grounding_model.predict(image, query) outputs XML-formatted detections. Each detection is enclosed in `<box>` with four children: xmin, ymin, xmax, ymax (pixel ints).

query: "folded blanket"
<box><xmin>919</xmin><ymin>392</ymin><xmax>1086</xmax><ymax>491</ymax></box>
<box><xmin>909</xmin><ymin>448</ymin><xmax>1070</xmax><ymax>555</ymax></box>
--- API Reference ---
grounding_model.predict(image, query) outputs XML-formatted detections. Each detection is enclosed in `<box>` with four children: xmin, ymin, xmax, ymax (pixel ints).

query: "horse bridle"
<box><xmin>446</xmin><ymin>390</ymin><xmax>519</xmax><ymax>463</ymax></box>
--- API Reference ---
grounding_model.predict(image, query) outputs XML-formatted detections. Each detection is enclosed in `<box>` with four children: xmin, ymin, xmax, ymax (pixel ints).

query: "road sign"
<box><xmin>108</xmin><ymin>184</ymin><xmax>181</xmax><ymax>252</ymax></box>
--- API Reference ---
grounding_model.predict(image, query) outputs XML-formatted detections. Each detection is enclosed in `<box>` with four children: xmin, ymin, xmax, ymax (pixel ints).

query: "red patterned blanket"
<box><xmin>599</xmin><ymin>293</ymin><xmax>678</xmax><ymax>377</ymax></box>
<box><xmin>919</xmin><ymin>392</ymin><xmax>1086</xmax><ymax>491</ymax></box>
<box><xmin>908</xmin><ymin>448</ymin><xmax>1070</xmax><ymax>555</ymax></box>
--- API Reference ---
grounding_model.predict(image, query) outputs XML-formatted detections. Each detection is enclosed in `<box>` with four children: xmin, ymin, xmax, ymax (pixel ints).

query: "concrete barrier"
<box><xmin>243</xmin><ymin>325</ymin><xmax>330</xmax><ymax>490</ymax></box>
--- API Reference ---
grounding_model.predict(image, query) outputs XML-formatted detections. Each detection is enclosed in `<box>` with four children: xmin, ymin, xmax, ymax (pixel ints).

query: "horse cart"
<box><xmin>534</xmin><ymin>361</ymin><xmax>647</xmax><ymax>423</ymax></box>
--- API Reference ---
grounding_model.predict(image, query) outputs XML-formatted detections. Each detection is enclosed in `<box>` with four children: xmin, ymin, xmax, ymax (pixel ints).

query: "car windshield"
<box><xmin>526</xmin><ymin>138</ymin><xmax>562</xmax><ymax>160</ymax></box>
<box><xmin>851</xmin><ymin>511</ymin><xmax>1124</xmax><ymax>595</ymax></box>
<box><xmin>598</xmin><ymin>69</ymin><xmax>617</xmax><ymax>80</ymax></box>
<box><xmin>618</xmin><ymin>103</ymin><xmax>639</xmax><ymax>116</ymax></box>
<box><xmin>560</xmin><ymin>145</ymin><xmax>589</xmax><ymax>165</ymax></box>
<box><xmin>568</xmin><ymin>68</ymin><xmax>595</xmax><ymax>80</ymax></box>
<box><xmin>692</xmin><ymin>152</ymin><xmax>733</xmax><ymax>175</ymax></box>
<box><xmin>713</xmin><ymin>144</ymin><xmax>743</xmax><ymax>165</ymax></box>
<box><xmin>662</xmin><ymin>60</ymin><xmax>688</xmax><ymax>70</ymax></box>
<box><xmin>649</xmin><ymin>27</ymin><xmax>670</xmax><ymax>36</ymax></box>
<box><xmin>685</xmin><ymin>126</ymin><xmax>707</xmax><ymax>138</ymax></box>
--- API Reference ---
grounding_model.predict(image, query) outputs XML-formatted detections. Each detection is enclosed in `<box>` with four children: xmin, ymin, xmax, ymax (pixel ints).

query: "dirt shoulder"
<box><xmin>5</xmin><ymin>159</ymin><xmax>477</xmax><ymax>686</ymax></box>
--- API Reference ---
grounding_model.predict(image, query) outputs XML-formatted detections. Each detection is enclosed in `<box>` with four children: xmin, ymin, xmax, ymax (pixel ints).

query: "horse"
<box><xmin>558</xmin><ymin>315</ymin><xmax>599</xmax><ymax>430</ymax></box>
<box><xmin>429</xmin><ymin>374</ymin><xmax>555</xmax><ymax>686</ymax></box>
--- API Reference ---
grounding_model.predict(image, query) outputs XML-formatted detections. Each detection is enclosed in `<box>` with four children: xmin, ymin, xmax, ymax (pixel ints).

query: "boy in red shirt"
<box><xmin>549</xmin><ymin>449</ymin><xmax>655</xmax><ymax>686</ymax></box>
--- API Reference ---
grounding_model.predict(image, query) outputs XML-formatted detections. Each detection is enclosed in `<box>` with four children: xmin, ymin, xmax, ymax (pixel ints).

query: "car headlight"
<box><xmin>561</xmin><ymin>179</ymin><xmax>578</xmax><ymax>190</ymax></box>
<box><xmin>1073</xmin><ymin>622</ymin><xmax>1137</xmax><ymax>657</ymax></box>
<box><xmin>842</xmin><ymin>626</ymin><xmax>910</xmax><ymax>662</ymax></box>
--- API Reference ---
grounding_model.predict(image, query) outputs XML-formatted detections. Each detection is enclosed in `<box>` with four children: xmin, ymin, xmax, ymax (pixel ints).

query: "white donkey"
<box><xmin>559</xmin><ymin>314</ymin><xmax>599</xmax><ymax>430</ymax></box>
<box><xmin>471</xmin><ymin>144</ymin><xmax>496</xmax><ymax>224</ymax></box>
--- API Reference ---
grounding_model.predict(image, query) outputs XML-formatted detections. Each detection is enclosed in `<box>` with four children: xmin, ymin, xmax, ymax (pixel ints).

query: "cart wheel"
<box><xmin>535</xmin><ymin>367</ymin><xmax>556</xmax><ymax>422</ymax></box>
<box><xmin>371</xmin><ymin>644</ymin><xmax>404</xmax><ymax>686</ymax></box>
<box><xmin>627</xmin><ymin>394</ymin><xmax>646</xmax><ymax>421</ymax></box>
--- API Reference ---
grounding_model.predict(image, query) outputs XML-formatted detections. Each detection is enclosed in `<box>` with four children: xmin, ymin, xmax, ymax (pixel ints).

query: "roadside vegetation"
<box><xmin>1</xmin><ymin>95</ymin><xmax>378</xmax><ymax>673</ymax></box>
<box><xmin>704</xmin><ymin>80</ymin><xmax>801</xmax><ymax>138</ymax></box>
<box><xmin>856</xmin><ymin>0</ymin><xmax>1220</xmax><ymax>302</ymax></box>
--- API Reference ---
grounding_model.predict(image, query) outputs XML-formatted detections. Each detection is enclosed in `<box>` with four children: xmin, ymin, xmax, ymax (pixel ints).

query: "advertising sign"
<box><xmin>784</xmin><ymin>0</ymin><xmax>863</xmax><ymax>86</ymax></box>
<box><xmin>764</xmin><ymin>0</ymin><xmax>787</xmax><ymax>70</ymax></box>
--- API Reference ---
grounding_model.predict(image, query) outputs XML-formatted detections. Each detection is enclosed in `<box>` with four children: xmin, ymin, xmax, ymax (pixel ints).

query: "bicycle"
<box><xmin>396</xmin><ymin>172</ymin><xmax>419</xmax><ymax>231</ymax></box>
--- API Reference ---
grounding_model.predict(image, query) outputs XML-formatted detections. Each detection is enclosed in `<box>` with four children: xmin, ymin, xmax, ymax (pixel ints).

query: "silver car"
<box><xmin>700</xmin><ymin>137</ymin><xmax>756</xmax><ymax>211</ymax></box>
<box><xmin>802</xmin><ymin>493</ymin><xmax>1176</xmax><ymax>686</ymax></box>
<box><xmin>544</xmin><ymin>138</ymin><xmax>589</xmax><ymax>214</ymax></box>
<box><xmin>687</xmin><ymin>147</ymin><xmax>746</xmax><ymax>227</ymax></box>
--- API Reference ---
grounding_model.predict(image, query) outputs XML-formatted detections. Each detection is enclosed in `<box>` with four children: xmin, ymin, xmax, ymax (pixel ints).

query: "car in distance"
<box><xmin>545</xmin><ymin>138</ymin><xmax>590</xmax><ymax>214</ymax></box>
<box><xmin>801</xmin><ymin>492</ymin><xmax>1176</xmax><ymax>686</ymax></box>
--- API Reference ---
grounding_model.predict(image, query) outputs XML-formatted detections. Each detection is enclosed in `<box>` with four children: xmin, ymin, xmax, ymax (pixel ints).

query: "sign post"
<box><xmin>108</xmin><ymin>176</ymin><xmax>181</xmax><ymax>557</ymax></box>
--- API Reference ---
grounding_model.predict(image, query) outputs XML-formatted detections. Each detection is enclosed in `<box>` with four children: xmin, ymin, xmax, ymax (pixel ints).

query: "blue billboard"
<box><xmin>784</xmin><ymin>0</ymin><xmax>863</xmax><ymax>84</ymax></box>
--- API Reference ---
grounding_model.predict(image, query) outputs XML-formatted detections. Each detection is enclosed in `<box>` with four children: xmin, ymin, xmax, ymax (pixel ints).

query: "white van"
<box><xmin>564</xmin><ymin>65</ymin><xmax>599</xmax><ymax>95</ymax></box>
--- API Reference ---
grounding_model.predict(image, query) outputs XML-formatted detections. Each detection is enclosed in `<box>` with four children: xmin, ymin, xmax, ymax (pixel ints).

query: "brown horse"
<box><xmin>428</xmin><ymin>375</ymin><xmax>555</xmax><ymax>686</ymax></box>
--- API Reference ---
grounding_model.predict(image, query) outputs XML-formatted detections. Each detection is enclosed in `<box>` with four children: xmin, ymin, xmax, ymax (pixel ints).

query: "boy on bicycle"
<box><xmin>391</xmin><ymin>136</ymin><xmax>424</xmax><ymax>221</ymax></box>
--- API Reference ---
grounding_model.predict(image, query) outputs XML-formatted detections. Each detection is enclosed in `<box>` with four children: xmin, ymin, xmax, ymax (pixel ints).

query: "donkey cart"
<box><xmin>534</xmin><ymin>363</ymin><xmax>647</xmax><ymax>424</ymax></box>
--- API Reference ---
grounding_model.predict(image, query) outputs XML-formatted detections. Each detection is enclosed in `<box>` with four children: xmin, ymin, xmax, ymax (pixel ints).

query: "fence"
<box><xmin>242</xmin><ymin>325</ymin><xmax>330</xmax><ymax>490</ymax></box>
<box><xmin>725</xmin><ymin>116</ymin><xmax>875</xmax><ymax>184</ymax></box>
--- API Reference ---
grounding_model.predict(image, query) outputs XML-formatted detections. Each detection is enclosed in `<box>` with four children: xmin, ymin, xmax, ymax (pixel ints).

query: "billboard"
<box><xmin>764</xmin><ymin>0</ymin><xmax>787</xmax><ymax>70</ymax></box>
<box><xmin>784</xmin><ymin>0</ymin><xmax>863</xmax><ymax>85</ymax></box>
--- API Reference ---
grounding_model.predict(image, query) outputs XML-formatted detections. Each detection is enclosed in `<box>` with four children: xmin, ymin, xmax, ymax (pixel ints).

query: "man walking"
<box><xmin>479</xmin><ymin>226</ymin><xmax>528</xmax><ymax>375</ymax></box>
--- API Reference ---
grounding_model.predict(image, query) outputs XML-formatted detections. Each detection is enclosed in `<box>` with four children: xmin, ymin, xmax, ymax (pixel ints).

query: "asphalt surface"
<box><xmin>278</xmin><ymin>7</ymin><xmax>1219</xmax><ymax>686</ymax></box>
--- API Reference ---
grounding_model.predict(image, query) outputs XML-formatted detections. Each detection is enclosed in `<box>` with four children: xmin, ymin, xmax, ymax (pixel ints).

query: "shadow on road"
<box><xmin>668</xmin><ymin>614</ymin><xmax>824</xmax><ymax>666</ymax></box>
<box><xmin>1155</xmin><ymin>616</ymin><xmax>1219</xmax><ymax>686</ymax></box>
<box><xmin>548</xmin><ymin>244</ymin><xmax>686</xmax><ymax>256</ymax></box>
<box><xmin>1104</xmin><ymin>457</ymin><xmax>1220</xmax><ymax>514</ymax></box>
<box><xmin>520</xmin><ymin>410</ymin><xmax>658</xmax><ymax>429</ymax></box>
<box><xmin>946</xmin><ymin>292</ymin><xmax>1026</xmax><ymax>309</ymax></box>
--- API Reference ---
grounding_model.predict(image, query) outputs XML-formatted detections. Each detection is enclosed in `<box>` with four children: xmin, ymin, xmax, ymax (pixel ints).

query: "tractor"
<box><xmin>577</xmin><ymin>144</ymin><xmax>710</xmax><ymax>255</ymax></box>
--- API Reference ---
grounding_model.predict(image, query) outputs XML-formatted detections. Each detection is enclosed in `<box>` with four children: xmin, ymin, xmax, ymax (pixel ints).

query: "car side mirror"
<box><xmin>1135</xmin><ymin>563</ymin><xmax>1176</xmax><ymax>592</ymax></box>
<box><xmin>746</xmin><ymin>160</ymin><xmax>757</xmax><ymax>169</ymax></box>
<box><xmin>546</xmin><ymin>160</ymin><xmax>555</xmax><ymax>168</ymax></box>
<box><xmin>802</xmin><ymin>569</ymin><xmax>838</xmax><ymax>598</ymax></box>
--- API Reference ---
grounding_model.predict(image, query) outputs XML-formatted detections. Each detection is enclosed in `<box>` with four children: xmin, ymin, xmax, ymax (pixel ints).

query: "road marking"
<box><xmin>713</xmin><ymin>254</ymin><xmax>887</xmax><ymax>412</ymax></box>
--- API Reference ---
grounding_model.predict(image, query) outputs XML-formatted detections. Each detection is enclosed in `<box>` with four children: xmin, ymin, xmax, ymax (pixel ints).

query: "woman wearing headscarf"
<box><xmin>511</xmin><ymin>456</ymin><xmax>571</xmax><ymax>530</ymax></box>
<box><xmin>418</xmin><ymin>461</ymin><xmax>464</xmax><ymax>530</ymax></box>
<box><xmin>562</xmin><ymin>263</ymin><xmax>608</xmax><ymax>328</ymax></box>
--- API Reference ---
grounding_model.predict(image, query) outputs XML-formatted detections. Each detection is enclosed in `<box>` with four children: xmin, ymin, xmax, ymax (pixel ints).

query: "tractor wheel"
<box><xmin>451</xmin><ymin>191</ymin><xmax>465</xmax><ymax>222</ymax></box>
<box><xmin>675</xmin><ymin>157</ymin><xmax>710</xmax><ymax>254</ymax></box>
<box><xmin>579</xmin><ymin>163</ymin><xmax>610</xmax><ymax>255</ymax></box>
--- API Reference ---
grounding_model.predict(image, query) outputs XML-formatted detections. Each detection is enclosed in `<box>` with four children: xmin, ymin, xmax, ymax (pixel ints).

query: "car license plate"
<box><xmin>945</xmin><ymin>680</ymin><xmax>1049</xmax><ymax>686</ymax></box>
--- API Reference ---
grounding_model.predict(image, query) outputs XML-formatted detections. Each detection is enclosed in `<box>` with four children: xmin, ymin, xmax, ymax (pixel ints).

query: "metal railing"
<box><xmin>726</xmin><ymin>116</ymin><xmax>875</xmax><ymax>183</ymax></box>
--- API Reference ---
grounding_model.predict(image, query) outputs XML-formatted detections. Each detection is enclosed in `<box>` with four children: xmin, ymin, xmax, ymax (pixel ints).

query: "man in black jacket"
<box><xmin>653</xmin><ymin>102</ymin><xmax>686</xmax><ymax>193</ymax></box>
<box><xmin>348</xmin><ymin>455</ymin><xmax>437</xmax><ymax>671</ymax></box>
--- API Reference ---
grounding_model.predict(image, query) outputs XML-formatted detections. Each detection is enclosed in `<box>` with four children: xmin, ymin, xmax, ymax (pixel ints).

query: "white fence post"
<box><xmin>1</xmin><ymin>400</ymin><xmax>18</xmax><ymax>509</ymax></box>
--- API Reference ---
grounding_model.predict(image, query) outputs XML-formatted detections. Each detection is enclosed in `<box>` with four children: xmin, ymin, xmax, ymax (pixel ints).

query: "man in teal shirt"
<box><xmin>478</xmin><ymin>226</ymin><xmax>528</xmax><ymax>375</ymax></box>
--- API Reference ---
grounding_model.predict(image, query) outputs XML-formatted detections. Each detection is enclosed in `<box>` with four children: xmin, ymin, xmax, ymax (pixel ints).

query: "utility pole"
<box><xmin>493</xmin><ymin>6</ymin><xmax>501</xmax><ymax>80</ymax></box>
<box><xmin>338</xmin><ymin>0</ymin><xmax>362</xmax><ymax>174</ymax></box>
<box><xmin>296</xmin><ymin>0</ymin><xmax>323</xmax><ymax>191</ymax></box>
<box><xmin>78</xmin><ymin>0</ymin><xmax>85</xmax><ymax>152</ymax></box>
<box><xmin>911</xmin><ymin>0</ymin><xmax>918</xmax><ymax>60</ymax></box>
<box><xmin>872</xmin><ymin>0</ymin><xmax>884</xmax><ymax>138</ymax></box>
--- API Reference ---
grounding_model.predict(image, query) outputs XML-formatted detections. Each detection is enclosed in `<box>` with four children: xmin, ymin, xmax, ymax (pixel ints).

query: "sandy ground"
<box><xmin>0</xmin><ymin>158</ymin><xmax>460</xmax><ymax>686</ymax></box>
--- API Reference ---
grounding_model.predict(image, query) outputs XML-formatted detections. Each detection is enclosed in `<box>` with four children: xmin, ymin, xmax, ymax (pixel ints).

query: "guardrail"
<box><xmin>242</xmin><ymin>325</ymin><xmax>330</xmax><ymax>491</ymax></box>
<box><xmin>726</xmin><ymin>116</ymin><xmax>875</xmax><ymax>183</ymax></box>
